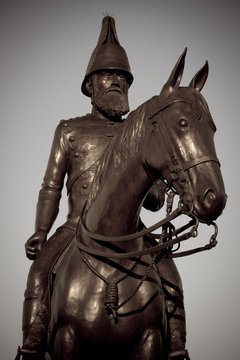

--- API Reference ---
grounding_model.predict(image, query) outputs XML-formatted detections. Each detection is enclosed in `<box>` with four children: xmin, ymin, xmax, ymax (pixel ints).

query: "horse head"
<box><xmin>145</xmin><ymin>48</ymin><xmax>226</xmax><ymax>223</ymax></box>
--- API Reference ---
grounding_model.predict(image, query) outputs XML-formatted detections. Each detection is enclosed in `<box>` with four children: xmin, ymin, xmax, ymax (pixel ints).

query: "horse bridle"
<box><xmin>77</xmin><ymin>98</ymin><xmax>220</xmax><ymax>259</ymax></box>
<box><xmin>150</xmin><ymin>97</ymin><xmax>220</xmax><ymax>199</ymax></box>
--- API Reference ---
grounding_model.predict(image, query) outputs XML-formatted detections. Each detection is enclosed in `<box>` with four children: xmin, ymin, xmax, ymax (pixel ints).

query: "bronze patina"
<box><xmin>16</xmin><ymin>16</ymin><xmax>226</xmax><ymax>360</ymax></box>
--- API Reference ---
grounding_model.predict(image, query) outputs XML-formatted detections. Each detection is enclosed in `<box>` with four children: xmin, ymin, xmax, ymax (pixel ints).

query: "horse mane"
<box><xmin>85</xmin><ymin>102</ymin><xmax>149</xmax><ymax>214</ymax></box>
<box><xmin>114</xmin><ymin>104</ymin><xmax>148</xmax><ymax>162</ymax></box>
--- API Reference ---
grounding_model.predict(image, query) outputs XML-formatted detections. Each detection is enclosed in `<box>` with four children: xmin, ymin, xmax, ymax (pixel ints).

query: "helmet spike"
<box><xmin>99</xmin><ymin>16</ymin><xmax>120</xmax><ymax>45</ymax></box>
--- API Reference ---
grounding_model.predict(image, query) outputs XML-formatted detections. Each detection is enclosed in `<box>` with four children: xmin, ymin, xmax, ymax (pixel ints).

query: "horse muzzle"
<box><xmin>186</xmin><ymin>161</ymin><xmax>227</xmax><ymax>223</ymax></box>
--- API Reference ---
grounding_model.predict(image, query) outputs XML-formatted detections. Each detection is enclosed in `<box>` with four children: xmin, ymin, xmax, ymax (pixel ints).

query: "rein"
<box><xmin>76</xmin><ymin>196</ymin><xmax>218</xmax><ymax>259</ymax></box>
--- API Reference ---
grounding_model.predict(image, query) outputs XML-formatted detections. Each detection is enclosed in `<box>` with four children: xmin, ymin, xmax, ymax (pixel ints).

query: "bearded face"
<box><xmin>89</xmin><ymin>71</ymin><xmax>130</xmax><ymax>118</ymax></box>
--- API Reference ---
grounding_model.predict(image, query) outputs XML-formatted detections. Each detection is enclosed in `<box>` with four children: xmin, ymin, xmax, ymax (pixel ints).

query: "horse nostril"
<box><xmin>203</xmin><ymin>189</ymin><xmax>216</xmax><ymax>208</ymax></box>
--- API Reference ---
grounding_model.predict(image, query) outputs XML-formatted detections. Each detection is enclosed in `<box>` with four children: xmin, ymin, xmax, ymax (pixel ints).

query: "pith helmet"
<box><xmin>81</xmin><ymin>16</ymin><xmax>134</xmax><ymax>97</ymax></box>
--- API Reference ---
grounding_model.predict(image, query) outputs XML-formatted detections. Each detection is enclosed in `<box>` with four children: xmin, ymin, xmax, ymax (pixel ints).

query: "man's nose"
<box><xmin>111</xmin><ymin>74</ymin><xmax>120</xmax><ymax>86</ymax></box>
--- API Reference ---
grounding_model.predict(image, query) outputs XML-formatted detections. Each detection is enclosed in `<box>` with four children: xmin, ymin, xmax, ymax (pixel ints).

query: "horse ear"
<box><xmin>166</xmin><ymin>48</ymin><xmax>187</xmax><ymax>87</ymax></box>
<box><xmin>160</xmin><ymin>48</ymin><xmax>187</xmax><ymax>97</ymax></box>
<box><xmin>189</xmin><ymin>61</ymin><xmax>209</xmax><ymax>92</ymax></box>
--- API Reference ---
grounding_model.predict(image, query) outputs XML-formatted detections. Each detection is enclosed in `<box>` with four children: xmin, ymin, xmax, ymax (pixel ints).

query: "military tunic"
<box><xmin>36</xmin><ymin>114</ymin><xmax>123</xmax><ymax>233</ymax></box>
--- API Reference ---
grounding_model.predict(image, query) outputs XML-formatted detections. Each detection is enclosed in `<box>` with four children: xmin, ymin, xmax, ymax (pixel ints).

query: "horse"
<box><xmin>46</xmin><ymin>49</ymin><xmax>226</xmax><ymax>360</ymax></box>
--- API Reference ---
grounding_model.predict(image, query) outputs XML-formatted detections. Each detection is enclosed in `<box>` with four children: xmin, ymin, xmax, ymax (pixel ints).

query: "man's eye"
<box><xmin>118</xmin><ymin>74</ymin><xmax>126</xmax><ymax>81</ymax></box>
<box><xmin>102</xmin><ymin>72</ymin><xmax>111</xmax><ymax>77</ymax></box>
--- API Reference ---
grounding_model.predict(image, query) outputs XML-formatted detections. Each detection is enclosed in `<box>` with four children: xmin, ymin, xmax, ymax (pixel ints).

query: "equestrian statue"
<box><xmin>16</xmin><ymin>16</ymin><xmax>226</xmax><ymax>360</ymax></box>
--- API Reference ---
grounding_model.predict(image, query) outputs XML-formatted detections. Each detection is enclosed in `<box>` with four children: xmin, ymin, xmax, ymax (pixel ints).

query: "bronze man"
<box><xmin>19</xmin><ymin>16</ymin><xmax>186</xmax><ymax>359</ymax></box>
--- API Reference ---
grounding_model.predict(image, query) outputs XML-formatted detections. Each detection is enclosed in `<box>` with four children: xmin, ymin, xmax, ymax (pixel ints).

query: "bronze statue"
<box><xmin>17</xmin><ymin>16</ymin><xmax>226</xmax><ymax>360</ymax></box>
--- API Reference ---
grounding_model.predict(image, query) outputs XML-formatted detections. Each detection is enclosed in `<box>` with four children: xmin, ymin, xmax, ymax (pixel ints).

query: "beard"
<box><xmin>92</xmin><ymin>89</ymin><xmax>130</xmax><ymax>118</ymax></box>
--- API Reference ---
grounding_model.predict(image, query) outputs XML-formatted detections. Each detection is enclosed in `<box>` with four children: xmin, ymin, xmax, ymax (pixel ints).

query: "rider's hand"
<box><xmin>25</xmin><ymin>230</ymin><xmax>47</xmax><ymax>260</ymax></box>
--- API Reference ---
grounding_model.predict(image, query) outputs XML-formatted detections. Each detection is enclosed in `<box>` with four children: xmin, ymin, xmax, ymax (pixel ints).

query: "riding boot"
<box><xmin>20</xmin><ymin>294</ymin><xmax>48</xmax><ymax>359</ymax></box>
<box><xmin>165</xmin><ymin>291</ymin><xmax>188</xmax><ymax>360</ymax></box>
<box><xmin>155</xmin><ymin>254</ymin><xmax>189</xmax><ymax>359</ymax></box>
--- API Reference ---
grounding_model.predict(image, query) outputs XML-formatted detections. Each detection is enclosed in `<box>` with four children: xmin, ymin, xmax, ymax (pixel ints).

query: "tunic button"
<box><xmin>69</xmin><ymin>136</ymin><xmax>75</xmax><ymax>142</ymax></box>
<box><xmin>74</xmin><ymin>152</ymin><xmax>79</xmax><ymax>158</ymax></box>
<box><xmin>82</xmin><ymin>183</ymin><xmax>88</xmax><ymax>189</ymax></box>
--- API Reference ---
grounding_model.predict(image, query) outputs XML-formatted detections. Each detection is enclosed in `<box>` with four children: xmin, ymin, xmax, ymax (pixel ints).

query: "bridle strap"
<box><xmin>170</xmin><ymin>221</ymin><xmax>218</xmax><ymax>258</ymax></box>
<box><xmin>181</xmin><ymin>156</ymin><xmax>220</xmax><ymax>172</ymax></box>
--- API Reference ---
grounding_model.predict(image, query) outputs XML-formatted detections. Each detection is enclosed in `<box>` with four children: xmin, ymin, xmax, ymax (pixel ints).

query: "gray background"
<box><xmin>1</xmin><ymin>1</ymin><xmax>239</xmax><ymax>359</ymax></box>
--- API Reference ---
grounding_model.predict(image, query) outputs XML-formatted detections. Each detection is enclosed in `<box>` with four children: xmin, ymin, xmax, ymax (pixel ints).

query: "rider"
<box><xmin>18</xmin><ymin>16</ymin><xmax>187</xmax><ymax>360</ymax></box>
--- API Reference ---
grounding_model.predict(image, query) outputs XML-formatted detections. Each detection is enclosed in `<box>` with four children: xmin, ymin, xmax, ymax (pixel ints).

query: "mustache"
<box><xmin>106</xmin><ymin>86</ymin><xmax>123</xmax><ymax>95</ymax></box>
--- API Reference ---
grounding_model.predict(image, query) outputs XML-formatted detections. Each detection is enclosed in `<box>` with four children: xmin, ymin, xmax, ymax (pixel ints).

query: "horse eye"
<box><xmin>179</xmin><ymin>118</ymin><xmax>188</xmax><ymax>127</ymax></box>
